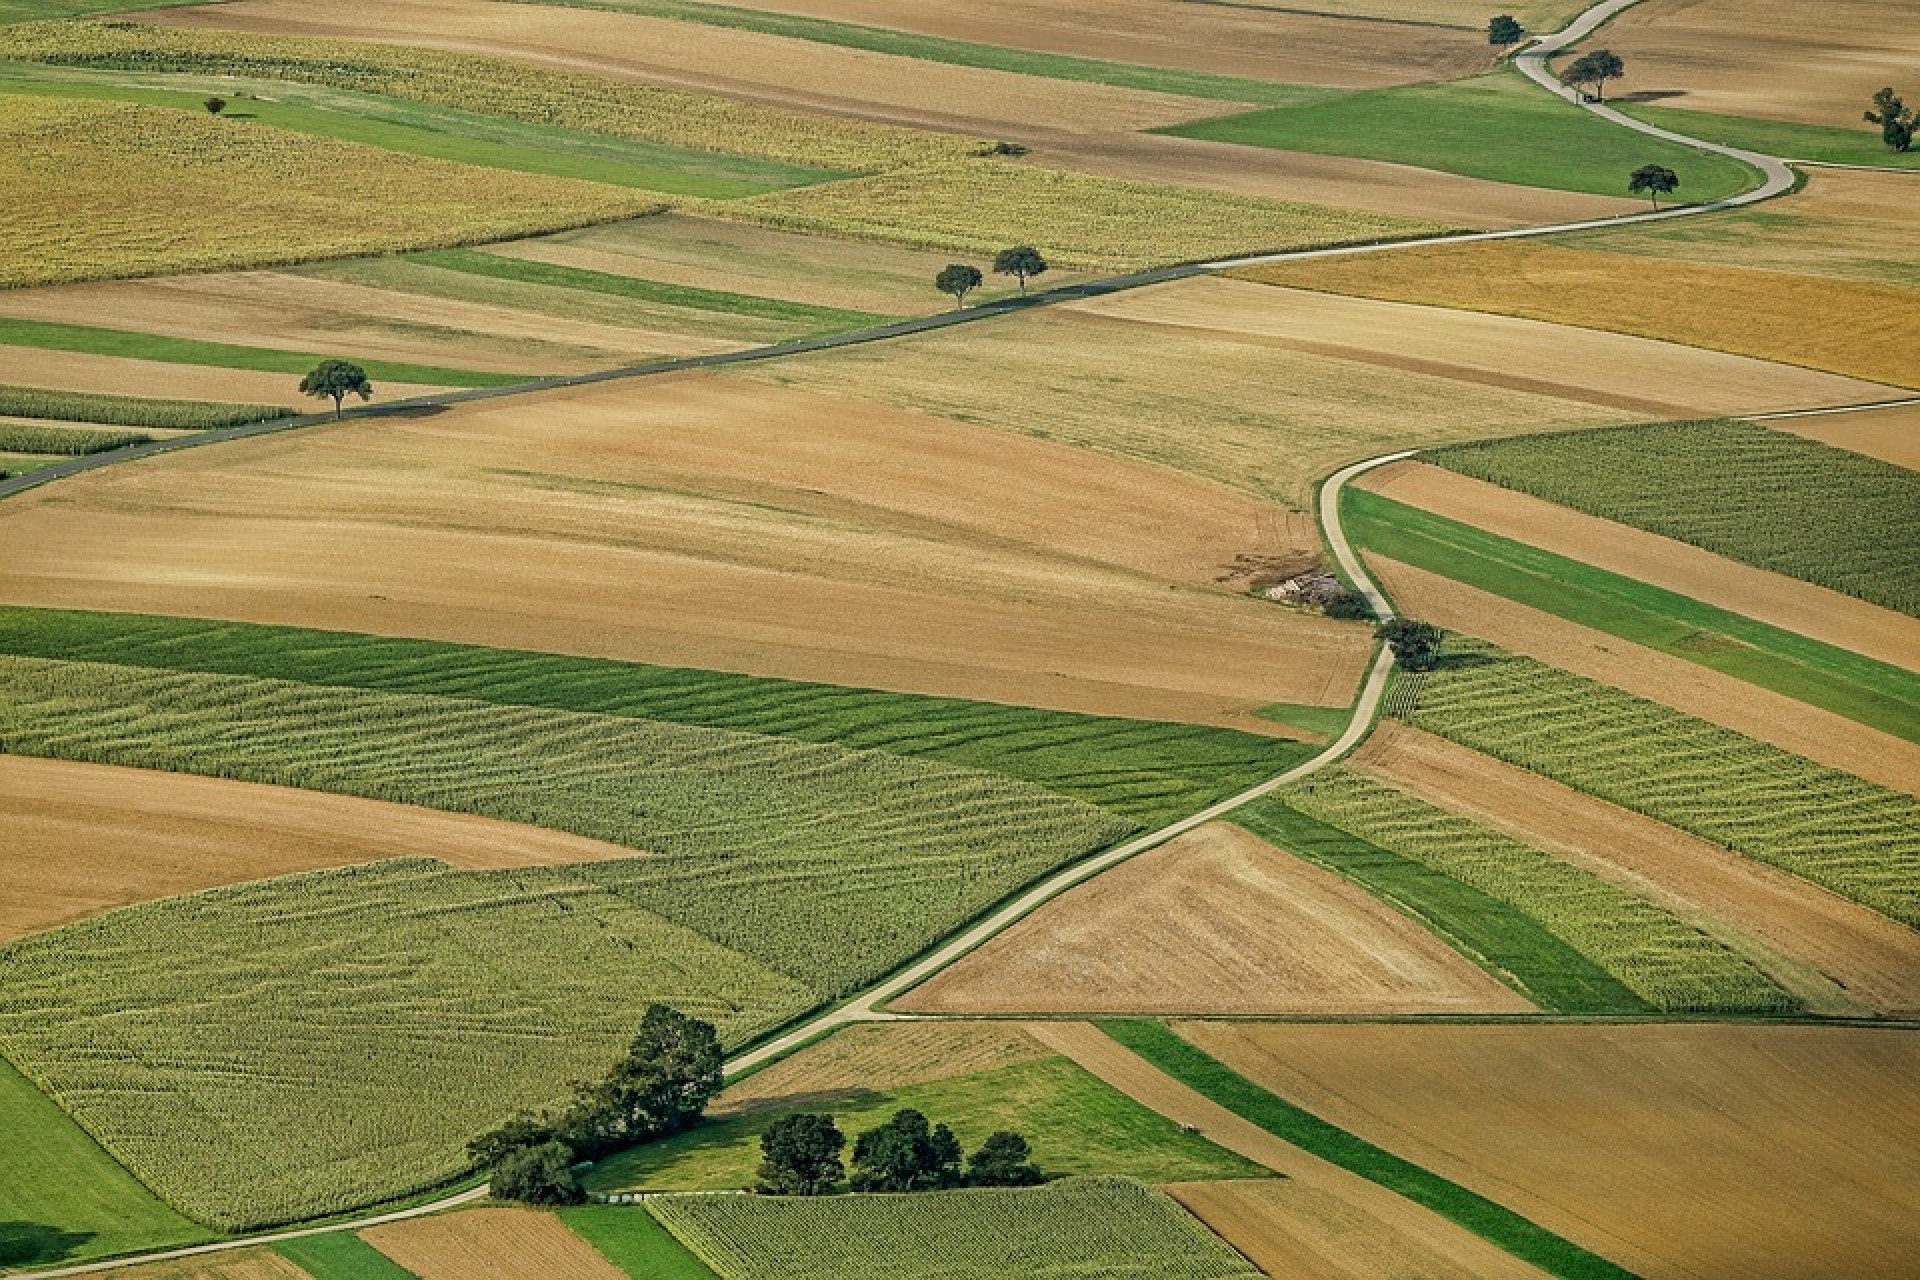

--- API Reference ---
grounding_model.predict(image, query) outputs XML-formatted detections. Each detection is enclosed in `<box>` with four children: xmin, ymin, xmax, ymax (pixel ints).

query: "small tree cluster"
<box><xmin>1376</xmin><ymin>618</ymin><xmax>1444</xmax><ymax>671</ymax></box>
<box><xmin>468</xmin><ymin>1004</ymin><xmax>724</xmax><ymax>1205</ymax></box>
<box><xmin>934</xmin><ymin>246</ymin><xmax>1050</xmax><ymax>308</ymax></box>
<box><xmin>1486</xmin><ymin>15</ymin><xmax>1525</xmax><ymax>46</ymax></box>
<box><xmin>1865</xmin><ymin>87</ymin><xmax>1915</xmax><ymax>152</ymax></box>
<box><xmin>757</xmin><ymin>1108</ymin><xmax>1042</xmax><ymax>1195</ymax></box>
<box><xmin>1560</xmin><ymin>48</ymin><xmax>1625</xmax><ymax>102</ymax></box>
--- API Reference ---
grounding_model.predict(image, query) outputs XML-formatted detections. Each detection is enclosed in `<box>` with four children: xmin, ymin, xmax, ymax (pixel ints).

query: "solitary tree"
<box><xmin>966</xmin><ymin>1131</ymin><xmax>1043</xmax><ymax>1187</ymax></box>
<box><xmin>757</xmin><ymin>1113</ymin><xmax>845</xmax><ymax>1195</ymax></box>
<box><xmin>935</xmin><ymin>263</ymin><xmax>984</xmax><ymax>309</ymax></box>
<box><xmin>1628</xmin><ymin>163</ymin><xmax>1680</xmax><ymax>209</ymax></box>
<box><xmin>1487</xmin><ymin>15</ymin><xmax>1525</xmax><ymax>46</ymax></box>
<box><xmin>1560</xmin><ymin>48</ymin><xmax>1625</xmax><ymax>102</ymax></box>
<box><xmin>1377</xmin><ymin>619</ymin><xmax>1444</xmax><ymax>672</ymax></box>
<box><xmin>298</xmin><ymin>359</ymin><xmax>372</xmax><ymax>420</ymax></box>
<box><xmin>203</xmin><ymin>96</ymin><xmax>227</xmax><ymax>115</ymax></box>
<box><xmin>558</xmin><ymin>1003</ymin><xmax>724</xmax><ymax>1159</ymax></box>
<box><xmin>490</xmin><ymin>1140</ymin><xmax>585</xmax><ymax>1205</ymax></box>
<box><xmin>1865</xmin><ymin>87</ymin><xmax>1915</xmax><ymax>152</ymax></box>
<box><xmin>850</xmin><ymin>1109</ymin><xmax>963</xmax><ymax>1192</ymax></box>
<box><xmin>992</xmin><ymin>245</ymin><xmax>1049</xmax><ymax>295</ymax></box>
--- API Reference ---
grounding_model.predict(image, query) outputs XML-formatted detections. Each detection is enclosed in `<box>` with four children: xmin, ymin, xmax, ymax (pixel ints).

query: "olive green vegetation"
<box><xmin>0</xmin><ymin>607</ymin><xmax>1312</xmax><ymax>825</ymax></box>
<box><xmin>1342</xmin><ymin>488</ymin><xmax>1920</xmax><ymax>740</ymax></box>
<box><xmin>0</xmin><ymin>0</ymin><xmax>199</xmax><ymax>22</ymax></box>
<box><xmin>0</xmin><ymin>1055</ymin><xmax>209</xmax><ymax>1269</ymax></box>
<box><xmin>1431</xmin><ymin>420</ymin><xmax>1920</xmax><ymax>616</ymax></box>
<box><xmin>561</xmin><ymin>1207</ymin><xmax>719</xmax><ymax>1280</ymax></box>
<box><xmin>1254</xmin><ymin>700</ymin><xmax>1354</xmax><ymax>738</ymax></box>
<box><xmin>0</xmin><ymin>422</ymin><xmax>148</xmax><ymax>455</ymax></box>
<box><xmin>1099</xmin><ymin>1022</ymin><xmax>1637</xmax><ymax>1280</ymax></box>
<box><xmin>584</xmin><ymin>1055</ymin><xmax>1263</xmax><ymax>1193</ymax></box>
<box><xmin>1620</xmin><ymin>104</ymin><xmax>1920</xmax><ymax>170</ymax></box>
<box><xmin>1164</xmin><ymin>70</ymin><xmax>1762</xmax><ymax>200</ymax></box>
<box><xmin>0</xmin><ymin>67</ymin><xmax>838</xmax><ymax>197</ymax></box>
<box><xmin>0</xmin><ymin>316</ymin><xmax>530</xmax><ymax>389</ymax></box>
<box><xmin>1233</xmin><ymin>801</ymin><xmax>1649</xmax><ymax>1014</ymax></box>
<box><xmin>503</xmin><ymin>0</ymin><xmax>1330</xmax><ymax>107</ymax></box>
<box><xmin>409</xmin><ymin>248</ymin><xmax>895</xmax><ymax>332</ymax></box>
<box><xmin>273</xmin><ymin>1232</ymin><xmax>419</xmax><ymax>1280</ymax></box>
<box><xmin>0</xmin><ymin>454</ymin><xmax>67</xmax><ymax>476</ymax></box>
<box><xmin>0</xmin><ymin>384</ymin><xmax>289</xmax><ymax>428</ymax></box>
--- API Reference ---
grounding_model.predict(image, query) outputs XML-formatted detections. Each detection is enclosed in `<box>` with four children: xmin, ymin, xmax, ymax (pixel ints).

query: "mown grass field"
<box><xmin>1618</xmin><ymin>105</ymin><xmax>1920</xmax><ymax>171</ymax></box>
<box><xmin>1163</xmin><ymin>71</ymin><xmax>1759</xmax><ymax>201</ymax></box>
<box><xmin>1406</xmin><ymin>639</ymin><xmax>1920</xmax><ymax>929</ymax></box>
<box><xmin>0</xmin><ymin>385</ymin><xmax>288</xmax><ymax>428</ymax></box>
<box><xmin>273</xmin><ymin>1232</ymin><xmax>419</xmax><ymax>1280</ymax></box>
<box><xmin>1342</xmin><ymin>487</ymin><xmax>1920</xmax><ymax>740</ymax></box>
<box><xmin>646</xmin><ymin>1178</ymin><xmax>1261</xmax><ymax>1280</ymax></box>
<box><xmin>1431</xmin><ymin>421</ymin><xmax>1920</xmax><ymax>616</ymax></box>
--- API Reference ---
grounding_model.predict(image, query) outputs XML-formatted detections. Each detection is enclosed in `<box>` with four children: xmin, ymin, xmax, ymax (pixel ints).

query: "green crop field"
<box><xmin>0</xmin><ymin>422</ymin><xmax>147</xmax><ymax>455</ymax></box>
<box><xmin>1101</xmin><ymin>1022</ymin><xmax>1634</xmax><ymax>1280</ymax></box>
<box><xmin>562</xmin><ymin>1206</ymin><xmax>720</xmax><ymax>1280</ymax></box>
<box><xmin>0</xmin><ymin>608</ymin><xmax>1310</xmax><ymax>826</ymax></box>
<box><xmin>274</xmin><ymin>1232</ymin><xmax>419</xmax><ymax>1280</ymax></box>
<box><xmin>1430</xmin><ymin>420</ymin><xmax>1920</xmax><ymax>617</ymax></box>
<box><xmin>1342</xmin><ymin>488</ymin><xmax>1920</xmax><ymax>740</ymax></box>
<box><xmin>1406</xmin><ymin>639</ymin><xmax>1920</xmax><ymax>928</ymax></box>
<box><xmin>1277</xmin><ymin>770</ymin><xmax>1791</xmax><ymax>1012</ymax></box>
<box><xmin>1619</xmin><ymin>105</ymin><xmax>1920</xmax><ymax>170</ymax></box>
<box><xmin>0</xmin><ymin>384</ymin><xmax>289</xmax><ymax>428</ymax></box>
<box><xmin>645</xmin><ymin>1178</ymin><xmax>1262</xmax><ymax>1280</ymax></box>
<box><xmin>0</xmin><ymin>0</ymin><xmax>201</xmax><ymax>20</ymax></box>
<box><xmin>0</xmin><ymin>1055</ymin><xmax>208</xmax><ymax>1269</ymax></box>
<box><xmin>586</xmin><ymin>1055</ymin><xmax>1260</xmax><ymax>1193</ymax></box>
<box><xmin>1162</xmin><ymin>70</ymin><xmax>1761</xmax><ymax>202</ymax></box>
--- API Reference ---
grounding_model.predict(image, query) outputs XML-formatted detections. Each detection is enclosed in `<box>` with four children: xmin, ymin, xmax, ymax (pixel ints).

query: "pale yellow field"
<box><xmin>0</xmin><ymin>372</ymin><xmax>1368</xmax><ymax>726</ymax></box>
<box><xmin>0</xmin><ymin>346</ymin><xmax>451</xmax><ymax>410</ymax></box>
<box><xmin>97</xmin><ymin>1251</ymin><xmax>309</xmax><ymax>1280</ymax></box>
<box><xmin>1237</xmin><ymin>241</ymin><xmax>1920</xmax><ymax>389</ymax></box>
<box><xmin>1767</xmin><ymin>401</ymin><xmax>1920</xmax><ymax>470</ymax></box>
<box><xmin>1180</xmin><ymin>1022</ymin><xmax>1920</xmax><ymax>1280</ymax></box>
<box><xmin>0</xmin><ymin>96</ymin><xmax>657</xmax><ymax>289</ymax></box>
<box><xmin>363</xmin><ymin>1208</ymin><xmax>623</xmax><ymax>1280</ymax></box>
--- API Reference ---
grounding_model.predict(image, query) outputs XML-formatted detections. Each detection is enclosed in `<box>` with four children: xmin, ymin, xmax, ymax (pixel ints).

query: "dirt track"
<box><xmin>897</xmin><ymin>822</ymin><xmax>1531</xmax><ymax>1015</ymax></box>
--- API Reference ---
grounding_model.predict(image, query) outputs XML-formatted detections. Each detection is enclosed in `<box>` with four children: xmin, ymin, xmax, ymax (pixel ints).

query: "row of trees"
<box><xmin>757</xmin><ymin>1108</ymin><xmax>1042</xmax><ymax>1196</ymax></box>
<box><xmin>935</xmin><ymin>245</ymin><xmax>1050</xmax><ymax>308</ymax></box>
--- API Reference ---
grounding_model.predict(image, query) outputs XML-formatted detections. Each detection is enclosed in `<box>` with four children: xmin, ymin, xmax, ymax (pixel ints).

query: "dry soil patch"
<box><xmin>362</xmin><ymin>1208</ymin><xmax>624</xmax><ymax>1280</ymax></box>
<box><xmin>97</xmin><ymin>1250</ymin><xmax>311</xmax><ymax>1280</ymax></box>
<box><xmin>1769</xmin><ymin>402</ymin><xmax>1920</xmax><ymax>470</ymax></box>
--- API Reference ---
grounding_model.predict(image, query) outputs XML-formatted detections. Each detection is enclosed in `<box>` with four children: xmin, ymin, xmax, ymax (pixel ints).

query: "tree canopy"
<box><xmin>1865</xmin><ymin>87</ymin><xmax>1915</xmax><ymax>152</ymax></box>
<box><xmin>1628</xmin><ymin>163</ymin><xmax>1680</xmax><ymax>209</ymax></box>
<box><xmin>1377</xmin><ymin>618</ymin><xmax>1444</xmax><ymax>672</ymax></box>
<box><xmin>758</xmin><ymin>1113</ymin><xmax>845</xmax><ymax>1195</ymax></box>
<box><xmin>850</xmin><ymin>1109</ymin><xmax>963</xmax><ymax>1192</ymax></box>
<box><xmin>992</xmin><ymin>245</ymin><xmax>1049</xmax><ymax>295</ymax></box>
<box><xmin>489</xmin><ymin>1140</ymin><xmax>584</xmax><ymax>1205</ymax></box>
<box><xmin>935</xmin><ymin>263</ymin><xmax>984</xmax><ymax>308</ymax></box>
<box><xmin>297</xmin><ymin>359</ymin><xmax>372</xmax><ymax>420</ymax></box>
<box><xmin>967</xmin><ymin>1131</ymin><xmax>1044</xmax><ymax>1187</ymax></box>
<box><xmin>1487</xmin><ymin>15</ymin><xmax>1525</xmax><ymax>46</ymax></box>
<box><xmin>1560</xmin><ymin>49</ymin><xmax>1625</xmax><ymax>101</ymax></box>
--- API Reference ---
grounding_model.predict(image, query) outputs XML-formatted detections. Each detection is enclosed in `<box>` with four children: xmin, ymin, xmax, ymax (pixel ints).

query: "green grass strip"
<box><xmin>0</xmin><ymin>316</ymin><xmax>530</xmax><ymax>389</ymax></box>
<box><xmin>563</xmin><ymin>1206</ymin><xmax>719</xmax><ymax>1279</ymax></box>
<box><xmin>273</xmin><ymin>1232</ymin><xmax>419</xmax><ymax>1279</ymax></box>
<box><xmin>1233</xmin><ymin>800</ymin><xmax>1647</xmax><ymax>1014</ymax></box>
<box><xmin>1164</xmin><ymin>69</ymin><xmax>1761</xmax><ymax>201</ymax></box>
<box><xmin>1098</xmin><ymin>1020</ymin><xmax>1639</xmax><ymax>1280</ymax></box>
<box><xmin>411</xmin><ymin>248</ymin><xmax>895</xmax><ymax>330</ymax></box>
<box><xmin>0</xmin><ymin>383</ymin><xmax>288</xmax><ymax>428</ymax></box>
<box><xmin>503</xmin><ymin>0</ymin><xmax>1327</xmax><ymax>107</ymax></box>
<box><xmin>0</xmin><ymin>0</ymin><xmax>202</xmax><ymax>22</ymax></box>
<box><xmin>1619</xmin><ymin>104</ymin><xmax>1920</xmax><ymax>170</ymax></box>
<box><xmin>0</xmin><ymin>607</ymin><xmax>1310</xmax><ymax>825</ymax></box>
<box><xmin>1342</xmin><ymin>487</ymin><xmax>1920</xmax><ymax>741</ymax></box>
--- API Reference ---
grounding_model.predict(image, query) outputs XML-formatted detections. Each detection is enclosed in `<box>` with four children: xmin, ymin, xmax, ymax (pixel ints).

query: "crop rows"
<box><xmin>0</xmin><ymin>859</ymin><xmax>814</xmax><ymax>1230</ymax></box>
<box><xmin>1432</xmin><ymin>419</ymin><xmax>1920</xmax><ymax>616</ymax></box>
<box><xmin>0</xmin><ymin>422</ymin><xmax>149</xmax><ymax>455</ymax></box>
<box><xmin>0</xmin><ymin>384</ymin><xmax>289</xmax><ymax>429</ymax></box>
<box><xmin>1278</xmin><ymin>770</ymin><xmax>1792</xmax><ymax>1012</ymax></box>
<box><xmin>1405</xmin><ymin>639</ymin><xmax>1920</xmax><ymax>928</ymax></box>
<box><xmin>645</xmin><ymin>1177</ymin><xmax>1262</xmax><ymax>1280</ymax></box>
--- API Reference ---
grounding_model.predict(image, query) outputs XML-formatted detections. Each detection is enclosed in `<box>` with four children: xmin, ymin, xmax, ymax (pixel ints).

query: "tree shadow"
<box><xmin>1613</xmin><ymin>90</ymin><xmax>1689</xmax><ymax>104</ymax></box>
<box><xmin>0</xmin><ymin>1221</ymin><xmax>96</xmax><ymax>1268</ymax></box>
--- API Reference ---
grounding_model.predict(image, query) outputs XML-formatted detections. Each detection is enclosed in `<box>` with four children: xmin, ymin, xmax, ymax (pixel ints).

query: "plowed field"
<box><xmin>363</xmin><ymin>1208</ymin><xmax>624</xmax><ymax>1280</ymax></box>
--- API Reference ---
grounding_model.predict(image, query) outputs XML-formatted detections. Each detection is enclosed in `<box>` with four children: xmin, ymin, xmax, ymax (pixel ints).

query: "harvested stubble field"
<box><xmin>93</xmin><ymin>1251</ymin><xmax>313</xmax><ymax>1280</ymax></box>
<box><xmin>0</xmin><ymin>375</ymin><xmax>1369</xmax><ymax>727</ymax></box>
<box><xmin>362</xmin><ymin>1208</ymin><xmax>626</xmax><ymax>1280</ymax></box>
<box><xmin>896</xmin><ymin>822</ymin><xmax>1532</xmax><ymax>1016</ymax></box>
<box><xmin>1179</xmin><ymin>1022</ymin><xmax>1920</xmax><ymax>1280</ymax></box>
<box><xmin>0</xmin><ymin>345</ymin><xmax>451</xmax><ymax>410</ymax></box>
<box><xmin>1771</xmin><ymin>401</ymin><xmax>1920</xmax><ymax>471</ymax></box>
<box><xmin>0</xmin><ymin>754</ymin><xmax>639</xmax><ymax>942</ymax></box>
<box><xmin>1432</xmin><ymin>420</ymin><xmax>1920</xmax><ymax>616</ymax></box>
<box><xmin>1235</xmin><ymin>241</ymin><xmax>1920</xmax><ymax>389</ymax></box>
<box><xmin>1277</xmin><ymin>769</ymin><xmax>1790</xmax><ymax>1013</ymax></box>
<box><xmin>0</xmin><ymin>95</ymin><xmax>661</xmax><ymax>289</ymax></box>
<box><xmin>1407</xmin><ymin>638</ymin><xmax>1920</xmax><ymax>930</ymax></box>
<box><xmin>1353</xmin><ymin>722</ymin><xmax>1920</xmax><ymax>1017</ymax></box>
<box><xmin>647</xmin><ymin>1177</ymin><xmax>1262</xmax><ymax>1280</ymax></box>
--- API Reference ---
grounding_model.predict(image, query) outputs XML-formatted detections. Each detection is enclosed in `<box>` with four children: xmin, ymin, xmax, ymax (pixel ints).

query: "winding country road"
<box><xmin>11</xmin><ymin>0</ymin><xmax>1912</xmax><ymax>1273</ymax></box>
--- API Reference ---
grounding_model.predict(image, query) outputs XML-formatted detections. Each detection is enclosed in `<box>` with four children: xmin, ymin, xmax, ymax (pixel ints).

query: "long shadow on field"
<box><xmin>0</xmin><ymin>1221</ymin><xmax>95</xmax><ymax>1268</ymax></box>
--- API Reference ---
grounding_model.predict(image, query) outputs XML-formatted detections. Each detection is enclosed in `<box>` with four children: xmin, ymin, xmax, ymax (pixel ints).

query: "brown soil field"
<box><xmin>98</xmin><ymin>1250</ymin><xmax>312</xmax><ymax>1280</ymax></box>
<box><xmin>362</xmin><ymin>1208</ymin><xmax>624</xmax><ymax>1280</ymax></box>
<box><xmin>1587</xmin><ymin>0</ymin><xmax>1920</xmax><ymax>128</ymax></box>
<box><xmin>0</xmin><ymin>756</ymin><xmax>637</xmax><ymax>943</ymax></box>
<box><xmin>1029</xmin><ymin>1022</ymin><xmax>1546</xmax><ymax>1280</ymax></box>
<box><xmin>1359</xmin><ymin>461</ymin><xmax>1920</xmax><ymax>672</ymax></box>
<box><xmin>1770</xmin><ymin>402</ymin><xmax>1920</xmax><ymax>470</ymax></box>
<box><xmin>0</xmin><ymin>373</ymin><xmax>1367</xmax><ymax>726</ymax></box>
<box><xmin>1180</xmin><ymin>1021</ymin><xmax>1920</xmax><ymax>1280</ymax></box>
<box><xmin>0</xmin><ymin>347</ymin><xmax>450</xmax><ymax>409</ymax></box>
<box><xmin>155</xmin><ymin>0</ymin><xmax>1225</xmax><ymax>137</ymax></box>
<box><xmin>1353</xmin><ymin>723</ymin><xmax>1920</xmax><ymax>1016</ymax></box>
<box><xmin>717</xmin><ymin>1021</ymin><xmax>1053</xmax><ymax>1115</ymax></box>
<box><xmin>895</xmin><ymin>822</ymin><xmax>1531</xmax><ymax>1016</ymax></box>
<box><xmin>0</xmin><ymin>272</ymin><xmax>737</xmax><ymax>378</ymax></box>
<box><xmin>710</xmin><ymin>0</ymin><xmax>1497</xmax><ymax>87</ymax></box>
<box><xmin>1237</xmin><ymin>241</ymin><xmax>1920</xmax><ymax>389</ymax></box>
<box><xmin>1365</xmin><ymin>556</ymin><xmax>1920</xmax><ymax>793</ymax></box>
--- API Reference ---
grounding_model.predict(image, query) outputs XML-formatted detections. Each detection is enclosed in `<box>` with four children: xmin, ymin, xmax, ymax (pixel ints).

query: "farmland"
<box><xmin>1773</xmin><ymin>401</ymin><xmax>1920</xmax><ymax>470</ymax></box>
<box><xmin>1405</xmin><ymin>638</ymin><xmax>1920</xmax><ymax>929</ymax></box>
<box><xmin>362</xmin><ymin>1208</ymin><xmax>626</xmax><ymax>1280</ymax></box>
<box><xmin>1431</xmin><ymin>420</ymin><xmax>1920</xmax><ymax>616</ymax></box>
<box><xmin>646</xmin><ymin>1178</ymin><xmax>1262</xmax><ymax>1280</ymax></box>
<box><xmin>1179</xmin><ymin>1022</ymin><xmax>1920</xmax><ymax>1279</ymax></box>
<box><xmin>271</xmin><ymin>1234</ymin><xmax>418</xmax><ymax>1280</ymax></box>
